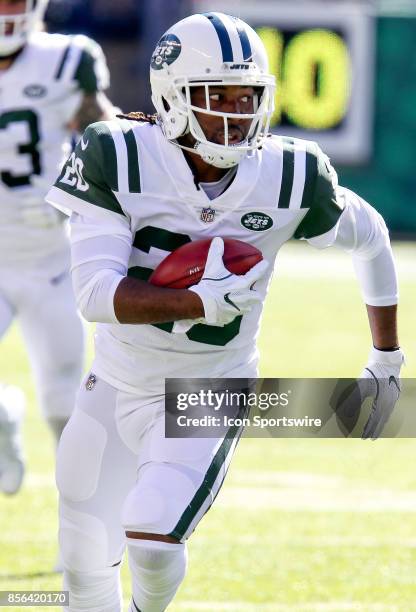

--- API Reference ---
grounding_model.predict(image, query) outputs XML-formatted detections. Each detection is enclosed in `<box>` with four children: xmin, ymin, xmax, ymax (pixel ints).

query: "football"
<box><xmin>149</xmin><ymin>238</ymin><xmax>263</xmax><ymax>289</ymax></box>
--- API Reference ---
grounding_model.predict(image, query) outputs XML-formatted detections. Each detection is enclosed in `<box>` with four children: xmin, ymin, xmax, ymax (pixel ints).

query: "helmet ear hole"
<box><xmin>162</xmin><ymin>97</ymin><xmax>170</xmax><ymax>112</ymax></box>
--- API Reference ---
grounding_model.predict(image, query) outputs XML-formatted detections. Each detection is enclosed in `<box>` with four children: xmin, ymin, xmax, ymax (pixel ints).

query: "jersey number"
<box><xmin>129</xmin><ymin>226</ymin><xmax>242</xmax><ymax>347</ymax></box>
<box><xmin>0</xmin><ymin>110</ymin><xmax>41</xmax><ymax>187</ymax></box>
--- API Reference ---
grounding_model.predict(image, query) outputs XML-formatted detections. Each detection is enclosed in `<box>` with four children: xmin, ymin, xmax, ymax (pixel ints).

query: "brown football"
<box><xmin>149</xmin><ymin>238</ymin><xmax>263</xmax><ymax>289</ymax></box>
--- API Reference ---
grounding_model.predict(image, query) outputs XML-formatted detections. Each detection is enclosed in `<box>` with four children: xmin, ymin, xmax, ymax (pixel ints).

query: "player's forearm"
<box><xmin>67</xmin><ymin>92</ymin><xmax>119</xmax><ymax>132</ymax></box>
<box><xmin>68</xmin><ymin>218</ymin><xmax>204</xmax><ymax>326</ymax></box>
<box><xmin>113</xmin><ymin>277</ymin><xmax>204</xmax><ymax>324</ymax></box>
<box><xmin>366</xmin><ymin>304</ymin><xmax>399</xmax><ymax>350</ymax></box>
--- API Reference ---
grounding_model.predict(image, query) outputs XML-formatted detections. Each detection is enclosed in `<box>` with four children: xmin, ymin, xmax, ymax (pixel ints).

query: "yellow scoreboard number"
<box><xmin>258</xmin><ymin>27</ymin><xmax>351</xmax><ymax>131</ymax></box>
<box><xmin>194</xmin><ymin>1</ymin><xmax>374</xmax><ymax>164</ymax></box>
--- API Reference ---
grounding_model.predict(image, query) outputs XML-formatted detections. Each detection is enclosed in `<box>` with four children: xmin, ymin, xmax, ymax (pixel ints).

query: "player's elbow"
<box><xmin>73</xmin><ymin>269</ymin><xmax>124</xmax><ymax>324</ymax></box>
<box><xmin>76</xmin><ymin>298</ymin><xmax>101</xmax><ymax>323</ymax></box>
<box><xmin>336</xmin><ymin>188</ymin><xmax>392</xmax><ymax>260</ymax></box>
<box><xmin>355</xmin><ymin>205</ymin><xmax>391</xmax><ymax>260</ymax></box>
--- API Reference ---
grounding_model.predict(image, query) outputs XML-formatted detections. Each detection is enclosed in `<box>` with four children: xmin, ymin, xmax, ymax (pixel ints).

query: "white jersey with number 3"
<box><xmin>0</xmin><ymin>31</ymin><xmax>109</xmax><ymax>264</ymax></box>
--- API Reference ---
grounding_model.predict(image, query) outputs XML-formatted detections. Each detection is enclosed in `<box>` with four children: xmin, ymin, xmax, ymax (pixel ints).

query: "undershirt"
<box><xmin>198</xmin><ymin>167</ymin><xmax>237</xmax><ymax>200</ymax></box>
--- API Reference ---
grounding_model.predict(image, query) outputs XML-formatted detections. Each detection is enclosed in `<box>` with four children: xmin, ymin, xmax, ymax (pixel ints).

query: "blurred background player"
<box><xmin>0</xmin><ymin>0</ymin><xmax>117</xmax><ymax>497</ymax></box>
<box><xmin>0</xmin><ymin>385</ymin><xmax>25</xmax><ymax>495</ymax></box>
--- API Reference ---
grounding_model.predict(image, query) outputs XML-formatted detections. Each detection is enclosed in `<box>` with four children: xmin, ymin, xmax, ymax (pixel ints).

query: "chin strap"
<box><xmin>174</xmin><ymin>139</ymin><xmax>245</xmax><ymax>169</ymax></box>
<box><xmin>197</xmin><ymin>141</ymin><xmax>247</xmax><ymax>168</ymax></box>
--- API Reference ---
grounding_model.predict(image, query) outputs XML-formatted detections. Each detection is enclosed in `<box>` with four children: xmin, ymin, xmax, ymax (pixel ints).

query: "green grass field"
<box><xmin>0</xmin><ymin>241</ymin><xmax>415</xmax><ymax>611</ymax></box>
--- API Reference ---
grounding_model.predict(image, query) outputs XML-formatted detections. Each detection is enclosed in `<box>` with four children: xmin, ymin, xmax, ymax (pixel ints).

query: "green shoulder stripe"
<box><xmin>54</xmin><ymin>42</ymin><xmax>72</xmax><ymax>80</ymax></box>
<box><xmin>54</xmin><ymin>121</ymin><xmax>125</xmax><ymax>216</ymax></box>
<box><xmin>300</xmin><ymin>141</ymin><xmax>319</xmax><ymax>209</ymax></box>
<box><xmin>96</xmin><ymin>123</ymin><xmax>119</xmax><ymax>192</ymax></box>
<box><xmin>294</xmin><ymin>142</ymin><xmax>344</xmax><ymax>239</ymax></box>
<box><xmin>277</xmin><ymin>137</ymin><xmax>295</xmax><ymax>209</ymax></box>
<box><xmin>118</xmin><ymin>120</ymin><xmax>141</xmax><ymax>194</ymax></box>
<box><xmin>74</xmin><ymin>48</ymin><xmax>98</xmax><ymax>94</ymax></box>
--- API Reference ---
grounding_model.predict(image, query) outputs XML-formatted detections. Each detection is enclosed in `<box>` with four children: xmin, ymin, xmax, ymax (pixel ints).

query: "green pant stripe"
<box><xmin>168</xmin><ymin>421</ymin><xmax>242</xmax><ymax>541</ymax></box>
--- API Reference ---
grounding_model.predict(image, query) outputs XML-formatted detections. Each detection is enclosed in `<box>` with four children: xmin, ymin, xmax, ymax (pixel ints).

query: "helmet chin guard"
<box><xmin>195</xmin><ymin>141</ymin><xmax>248</xmax><ymax>169</ymax></box>
<box><xmin>0</xmin><ymin>0</ymin><xmax>49</xmax><ymax>57</ymax></box>
<box><xmin>150</xmin><ymin>12</ymin><xmax>275</xmax><ymax>168</ymax></box>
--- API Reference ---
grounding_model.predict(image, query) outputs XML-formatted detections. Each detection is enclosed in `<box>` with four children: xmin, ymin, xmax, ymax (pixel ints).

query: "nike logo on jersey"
<box><xmin>389</xmin><ymin>376</ymin><xmax>400</xmax><ymax>392</ymax></box>
<box><xmin>80</xmin><ymin>136</ymin><xmax>89</xmax><ymax>151</ymax></box>
<box><xmin>224</xmin><ymin>293</ymin><xmax>240</xmax><ymax>312</ymax></box>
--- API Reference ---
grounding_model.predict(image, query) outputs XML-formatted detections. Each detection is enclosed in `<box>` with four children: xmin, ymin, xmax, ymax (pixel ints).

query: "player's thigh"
<box><xmin>57</xmin><ymin>374</ymin><xmax>138</xmax><ymax>569</ymax></box>
<box><xmin>120</xmin><ymin>400</ymin><xmax>242</xmax><ymax>542</ymax></box>
<box><xmin>19</xmin><ymin>270</ymin><xmax>84</xmax><ymax>376</ymax></box>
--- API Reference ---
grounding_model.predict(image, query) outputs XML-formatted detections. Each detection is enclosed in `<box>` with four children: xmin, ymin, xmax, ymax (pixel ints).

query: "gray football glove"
<box><xmin>336</xmin><ymin>347</ymin><xmax>404</xmax><ymax>440</ymax></box>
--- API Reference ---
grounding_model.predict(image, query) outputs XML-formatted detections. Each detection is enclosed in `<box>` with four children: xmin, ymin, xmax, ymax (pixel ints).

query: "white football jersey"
<box><xmin>47</xmin><ymin>119</ymin><xmax>344</xmax><ymax>399</ymax></box>
<box><xmin>0</xmin><ymin>31</ymin><xmax>109</xmax><ymax>264</ymax></box>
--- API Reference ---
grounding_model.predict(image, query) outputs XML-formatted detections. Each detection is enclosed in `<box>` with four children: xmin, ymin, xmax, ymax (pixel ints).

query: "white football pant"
<box><xmin>57</xmin><ymin>373</ymin><xmax>242</xmax><ymax>611</ymax></box>
<box><xmin>0</xmin><ymin>248</ymin><xmax>84</xmax><ymax>423</ymax></box>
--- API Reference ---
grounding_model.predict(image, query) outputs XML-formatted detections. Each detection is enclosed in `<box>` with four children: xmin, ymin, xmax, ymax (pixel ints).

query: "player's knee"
<box><xmin>56</xmin><ymin>410</ymin><xmax>107</xmax><ymax>502</ymax></box>
<box><xmin>59</xmin><ymin>502</ymin><xmax>109</xmax><ymax>573</ymax></box>
<box><xmin>38</xmin><ymin>362</ymin><xmax>82</xmax><ymax>419</ymax></box>
<box><xmin>122</xmin><ymin>463</ymin><xmax>198</xmax><ymax>539</ymax></box>
<box><xmin>128</xmin><ymin>537</ymin><xmax>187</xmax><ymax>579</ymax></box>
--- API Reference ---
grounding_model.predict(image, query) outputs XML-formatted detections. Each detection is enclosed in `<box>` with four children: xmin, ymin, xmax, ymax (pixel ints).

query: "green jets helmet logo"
<box><xmin>241</xmin><ymin>212</ymin><xmax>273</xmax><ymax>231</ymax></box>
<box><xmin>151</xmin><ymin>34</ymin><xmax>182</xmax><ymax>70</ymax></box>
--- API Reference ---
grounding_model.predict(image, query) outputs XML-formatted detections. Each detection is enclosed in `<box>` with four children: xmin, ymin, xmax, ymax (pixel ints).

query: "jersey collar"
<box><xmin>156</xmin><ymin>126</ymin><xmax>262</xmax><ymax>211</ymax></box>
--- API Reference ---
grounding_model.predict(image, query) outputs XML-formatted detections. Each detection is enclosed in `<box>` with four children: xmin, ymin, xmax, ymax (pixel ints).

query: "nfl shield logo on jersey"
<box><xmin>200</xmin><ymin>207</ymin><xmax>216</xmax><ymax>223</ymax></box>
<box><xmin>85</xmin><ymin>374</ymin><xmax>97</xmax><ymax>391</ymax></box>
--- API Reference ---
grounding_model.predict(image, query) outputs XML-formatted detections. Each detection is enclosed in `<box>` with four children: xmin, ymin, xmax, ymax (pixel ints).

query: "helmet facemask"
<box><xmin>153</xmin><ymin>74</ymin><xmax>275</xmax><ymax>169</ymax></box>
<box><xmin>0</xmin><ymin>0</ymin><xmax>48</xmax><ymax>57</ymax></box>
<box><xmin>187</xmin><ymin>80</ymin><xmax>273</xmax><ymax>168</ymax></box>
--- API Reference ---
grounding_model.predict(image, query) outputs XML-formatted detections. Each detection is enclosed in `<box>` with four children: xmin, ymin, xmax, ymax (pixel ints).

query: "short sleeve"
<box><xmin>73</xmin><ymin>36</ymin><xmax>110</xmax><ymax>94</ymax></box>
<box><xmin>294</xmin><ymin>143</ymin><xmax>345</xmax><ymax>240</ymax></box>
<box><xmin>46</xmin><ymin>122</ymin><xmax>126</xmax><ymax>222</ymax></box>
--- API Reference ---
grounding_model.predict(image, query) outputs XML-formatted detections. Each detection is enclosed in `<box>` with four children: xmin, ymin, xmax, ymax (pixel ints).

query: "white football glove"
<box><xmin>18</xmin><ymin>176</ymin><xmax>63</xmax><ymax>229</ymax></box>
<box><xmin>20</xmin><ymin>201</ymin><xmax>62</xmax><ymax>229</ymax></box>
<box><xmin>336</xmin><ymin>347</ymin><xmax>404</xmax><ymax>440</ymax></box>
<box><xmin>173</xmin><ymin>237</ymin><xmax>268</xmax><ymax>334</ymax></box>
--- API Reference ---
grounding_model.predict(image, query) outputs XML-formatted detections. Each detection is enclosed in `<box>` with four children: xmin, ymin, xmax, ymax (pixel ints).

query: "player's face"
<box><xmin>0</xmin><ymin>0</ymin><xmax>27</xmax><ymax>15</ymax></box>
<box><xmin>190</xmin><ymin>85</ymin><xmax>256</xmax><ymax>145</ymax></box>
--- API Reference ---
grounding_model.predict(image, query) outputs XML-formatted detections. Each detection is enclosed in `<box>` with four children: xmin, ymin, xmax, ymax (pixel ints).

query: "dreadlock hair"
<box><xmin>116</xmin><ymin>112</ymin><xmax>158</xmax><ymax>125</ymax></box>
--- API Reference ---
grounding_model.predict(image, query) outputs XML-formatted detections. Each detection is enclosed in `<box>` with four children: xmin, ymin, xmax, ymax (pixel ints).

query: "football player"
<box><xmin>46</xmin><ymin>12</ymin><xmax>404</xmax><ymax>612</ymax></box>
<box><xmin>0</xmin><ymin>0</ymin><xmax>117</xmax><ymax>496</ymax></box>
